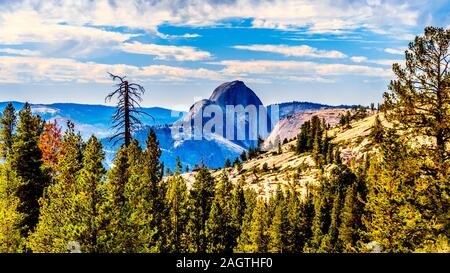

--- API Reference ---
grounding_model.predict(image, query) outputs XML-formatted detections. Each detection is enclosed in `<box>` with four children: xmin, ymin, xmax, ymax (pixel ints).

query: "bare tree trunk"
<box><xmin>124</xmin><ymin>81</ymin><xmax>131</xmax><ymax>147</ymax></box>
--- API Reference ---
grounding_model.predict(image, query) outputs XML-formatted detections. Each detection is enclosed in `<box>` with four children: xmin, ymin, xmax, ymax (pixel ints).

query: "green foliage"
<box><xmin>0</xmin><ymin>103</ymin><xmax>16</xmax><ymax>159</ymax></box>
<box><xmin>190</xmin><ymin>166</ymin><xmax>215</xmax><ymax>252</ymax></box>
<box><xmin>28</xmin><ymin>124</ymin><xmax>84</xmax><ymax>252</ymax></box>
<box><xmin>8</xmin><ymin>103</ymin><xmax>49</xmax><ymax>237</ymax></box>
<box><xmin>384</xmin><ymin>26</ymin><xmax>450</xmax><ymax>164</ymax></box>
<box><xmin>370</xmin><ymin>115</ymin><xmax>384</xmax><ymax>144</ymax></box>
<box><xmin>205</xmin><ymin>172</ymin><xmax>237</xmax><ymax>253</ymax></box>
<box><xmin>165</xmin><ymin>171</ymin><xmax>191</xmax><ymax>253</ymax></box>
<box><xmin>296</xmin><ymin>116</ymin><xmax>334</xmax><ymax>167</ymax></box>
<box><xmin>72</xmin><ymin>136</ymin><xmax>106</xmax><ymax>253</ymax></box>
<box><xmin>223</xmin><ymin>158</ymin><xmax>231</xmax><ymax>169</ymax></box>
<box><xmin>0</xmin><ymin>164</ymin><xmax>24</xmax><ymax>252</ymax></box>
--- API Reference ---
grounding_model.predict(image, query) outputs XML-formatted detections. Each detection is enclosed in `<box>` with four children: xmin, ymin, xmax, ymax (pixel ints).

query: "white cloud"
<box><xmin>120</xmin><ymin>41</ymin><xmax>211</xmax><ymax>61</ymax></box>
<box><xmin>233</xmin><ymin>44</ymin><xmax>346</xmax><ymax>58</ymax></box>
<box><xmin>0</xmin><ymin>56</ymin><xmax>220</xmax><ymax>83</ymax></box>
<box><xmin>351</xmin><ymin>56</ymin><xmax>368</xmax><ymax>63</ymax></box>
<box><xmin>210</xmin><ymin>60</ymin><xmax>393</xmax><ymax>78</ymax></box>
<box><xmin>0</xmin><ymin>0</ymin><xmax>420</xmax><ymax>37</ymax></box>
<box><xmin>0</xmin><ymin>48</ymin><xmax>41</xmax><ymax>56</ymax></box>
<box><xmin>384</xmin><ymin>48</ymin><xmax>406</xmax><ymax>55</ymax></box>
<box><xmin>350</xmin><ymin>56</ymin><xmax>404</xmax><ymax>66</ymax></box>
<box><xmin>0</xmin><ymin>10</ymin><xmax>134</xmax><ymax>45</ymax></box>
<box><xmin>157</xmin><ymin>32</ymin><xmax>201</xmax><ymax>39</ymax></box>
<box><xmin>0</xmin><ymin>55</ymin><xmax>394</xmax><ymax>85</ymax></box>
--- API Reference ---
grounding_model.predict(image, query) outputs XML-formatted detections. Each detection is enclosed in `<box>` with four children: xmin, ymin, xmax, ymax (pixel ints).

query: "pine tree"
<box><xmin>0</xmin><ymin>164</ymin><xmax>23</xmax><ymax>252</ymax></box>
<box><xmin>231</xmin><ymin>176</ymin><xmax>246</xmax><ymax>239</ymax></box>
<box><xmin>28</xmin><ymin>124</ymin><xmax>84</xmax><ymax>252</ymax></box>
<box><xmin>73</xmin><ymin>136</ymin><xmax>106</xmax><ymax>253</ymax></box>
<box><xmin>363</xmin><ymin>129</ymin><xmax>431</xmax><ymax>252</ymax></box>
<box><xmin>369</xmin><ymin>115</ymin><xmax>384</xmax><ymax>144</ymax></box>
<box><xmin>190</xmin><ymin>166</ymin><xmax>215</xmax><ymax>252</ymax></box>
<box><xmin>268</xmin><ymin>192</ymin><xmax>289</xmax><ymax>253</ymax></box>
<box><xmin>338</xmin><ymin>184</ymin><xmax>359</xmax><ymax>252</ymax></box>
<box><xmin>103</xmin><ymin>145</ymin><xmax>130</xmax><ymax>252</ymax></box>
<box><xmin>165</xmin><ymin>171</ymin><xmax>191</xmax><ymax>253</ymax></box>
<box><xmin>223</xmin><ymin>158</ymin><xmax>231</xmax><ymax>169</ymax></box>
<box><xmin>8</xmin><ymin>103</ymin><xmax>48</xmax><ymax>236</ymax></box>
<box><xmin>0</xmin><ymin>103</ymin><xmax>16</xmax><ymax>159</ymax></box>
<box><xmin>383</xmin><ymin>26</ymin><xmax>450</xmax><ymax>164</ymax></box>
<box><xmin>235</xmin><ymin>188</ymin><xmax>258</xmax><ymax>252</ymax></box>
<box><xmin>240</xmin><ymin>151</ymin><xmax>247</xmax><ymax>162</ymax></box>
<box><xmin>205</xmin><ymin>171</ymin><xmax>236</xmax><ymax>253</ymax></box>
<box><xmin>142</xmin><ymin>128</ymin><xmax>165</xmax><ymax>251</ymax></box>
<box><xmin>246</xmin><ymin>199</ymin><xmax>269</xmax><ymax>253</ymax></box>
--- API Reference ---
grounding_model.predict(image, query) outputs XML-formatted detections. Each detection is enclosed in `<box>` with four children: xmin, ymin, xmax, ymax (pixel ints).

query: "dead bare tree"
<box><xmin>105</xmin><ymin>73</ymin><xmax>151</xmax><ymax>147</ymax></box>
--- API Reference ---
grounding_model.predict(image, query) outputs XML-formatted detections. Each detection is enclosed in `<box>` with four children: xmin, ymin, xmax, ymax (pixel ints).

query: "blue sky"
<box><xmin>0</xmin><ymin>0</ymin><xmax>448</xmax><ymax>111</ymax></box>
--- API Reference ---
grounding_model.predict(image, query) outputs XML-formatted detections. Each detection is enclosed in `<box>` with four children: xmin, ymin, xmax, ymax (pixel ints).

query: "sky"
<box><xmin>0</xmin><ymin>0</ymin><xmax>449</xmax><ymax>111</ymax></box>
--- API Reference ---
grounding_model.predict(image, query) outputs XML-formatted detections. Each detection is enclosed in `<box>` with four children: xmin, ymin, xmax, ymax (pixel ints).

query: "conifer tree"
<box><xmin>246</xmin><ymin>199</ymin><xmax>269</xmax><ymax>253</ymax></box>
<box><xmin>0</xmin><ymin>164</ymin><xmax>23</xmax><ymax>252</ymax></box>
<box><xmin>103</xmin><ymin>145</ymin><xmax>130</xmax><ymax>252</ymax></box>
<box><xmin>73</xmin><ymin>136</ymin><xmax>106</xmax><ymax>253</ymax></box>
<box><xmin>142</xmin><ymin>129</ymin><xmax>166</xmax><ymax>251</ymax></box>
<box><xmin>383</xmin><ymin>27</ymin><xmax>450</xmax><ymax>164</ymax></box>
<box><xmin>268</xmin><ymin>192</ymin><xmax>289</xmax><ymax>253</ymax></box>
<box><xmin>8</xmin><ymin>103</ymin><xmax>48</xmax><ymax>235</ymax></box>
<box><xmin>165</xmin><ymin>169</ymin><xmax>191</xmax><ymax>253</ymax></box>
<box><xmin>370</xmin><ymin>115</ymin><xmax>384</xmax><ymax>144</ymax></box>
<box><xmin>231</xmin><ymin>176</ymin><xmax>246</xmax><ymax>239</ymax></box>
<box><xmin>190</xmin><ymin>166</ymin><xmax>215</xmax><ymax>252</ymax></box>
<box><xmin>240</xmin><ymin>151</ymin><xmax>247</xmax><ymax>162</ymax></box>
<box><xmin>0</xmin><ymin>103</ymin><xmax>16</xmax><ymax>159</ymax></box>
<box><xmin>223</xmin><ymin>158</ymin><xmax>231</xmax><ymax>169</ymax></box>
<box><xmin>205</xmin><ymin>172</ymin><xmax>236</xmax><ymax>253</ymax></box>
<box><xmin>338</xmin><ymin>184</ymin><xmax>360</xmax><ymax>252</ymax></box>
<box><xmin>235</xmin><ymin>188</ymin><xmax>258</xmax><ymax>252</ymax></box>
<box><xmin>363</xmin><ymin>129</ymin><xmax>431</xmax><ymax>252</ymax></box>
<box><xmin>28</xmin><ymin>124</ymin><xmax>84</xmax><ymax>252</ymax></box>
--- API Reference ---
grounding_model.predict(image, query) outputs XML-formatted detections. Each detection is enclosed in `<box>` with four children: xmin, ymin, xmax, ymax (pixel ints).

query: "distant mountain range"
<box><xmin>0</xmin><ymin>102</ymin><xmax>184</xmax><ymax>139</ymax></box>
<box><xmin>0</xmin><ymin>84</ymin><xmax>356</xmax><ymax>171</ymax></box>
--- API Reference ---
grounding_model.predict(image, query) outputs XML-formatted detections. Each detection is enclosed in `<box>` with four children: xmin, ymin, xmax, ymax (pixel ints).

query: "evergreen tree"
<box><xmin>8</xmin><ymin>103</ymin><xmax>48</xmax><ymax>236</ymax></box>
<box><xmin>165</xmin><ymin>168</ymin><xmax>191</xmax><ymax>253</ymax></box>
<box><xmin>142</xmin><ymin>128</ymin><xmax>166</xmax><ymax>251</ymax></box>
<box><xmin>370</xmin><ymin>115</ymin><xmax>384</xmax><ymax>144</ymax></box>
<box><xmin>73</xmin><ymin>136</ymin><xmax>106</xmax><ymax>253</ymax></box>
<box><xmin>0</xmin><ymin>103</ymin><xmax>16</xmax><ymax>159</ymax></box>
<box><xmin>235</xmin><ymin>188</ymin><xmax>258</xmax><ymax>252</ymax></box>
<box><xmin>246</xmin><ymin>199</ymin><xmax>270</xmax><ymax>252</ymax></box>
<box><xmin>240</xmin><ymin>151</ymin><xmax>247</xmax><ymax>162</ymax></box>
<box><xmin>223</xmin><ymin>158</ymin><xmax>231</xmax><ymax>169</ymax></box>
<box><xmin>0</xmin><ymin>164</ymin><xmax>23</xmax><ymax>252</ymax></box>
<box><xmin>268</xmin><ymin>192</ymin><xmax>289</xmax><ymax>253</ymax></box>
<box><xmin>363</xmin><ymin>129</ymin><xmax>434</xmax><ymax>252</ymax></box>
<box><xmin>338</xmin><ymin>184</ymin><xmax>360</xmax><ymax>252</ymax></box>
<box><xmin>28</xmin><ymin>124</ymin><xmax>84</xmax><ymax>252</ymax></box>
<box><xmin>190</xmin><ymin>166</ymin><xmax>215</xmax><ymax>252</ymax></box>
<box><xmin>231</xmin><ymin>176</ymin><xmax>246</xmax><ymax>239</ymax></box>
<box><xmin>384</xmin><ymin>27</ymin><xmax>450</xmax><ymax>164</ymax></box>
<box><xmin>205</xmin><ymin>172</ymin><xmax>236</xmax><ymax>253</ymax></box>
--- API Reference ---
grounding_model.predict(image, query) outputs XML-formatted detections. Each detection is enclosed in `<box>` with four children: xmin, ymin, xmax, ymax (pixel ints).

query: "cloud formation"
<box><xmin>233</xmin><ymin>44</ymin><xmax>347</xmax><ymax>58</ymax></box>
<box><xmin>120</xmin><ymin>42</ymin><xmax>211</xmax><ymax>61</ymax></box>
